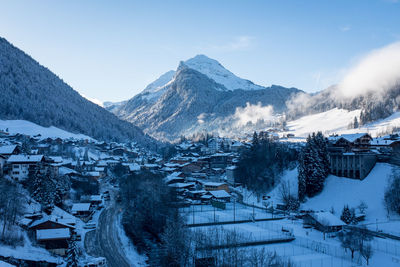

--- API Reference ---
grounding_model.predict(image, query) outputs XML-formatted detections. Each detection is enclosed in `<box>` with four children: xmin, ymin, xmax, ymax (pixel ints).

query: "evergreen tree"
<box><xmin>297</xmin><ymin>150</ymin><xmax>307</xmax><ymax>202</ymax></box>
<box><xmin>252</xmin><ymin>131</ymin><xmax>259</xmax><ymax>148</ymax></box>
<box><xmin>66</xmin><ymin>239</ymin><xmax>79</xmax><ymax>267</ymax></box>
<box><xmin>298</xmin><ymin>132</ymin><xmax>329</xmax><ymax>199</ymax></box>
<box><xmin>354</xmin><ymin>117</ymin><xmax>359</xmax><ymax>128</ymax></box>
<box><xmin>340</xmin><ymin>205</ymin><xmax>354</xmax><ymax>224</ymax></box>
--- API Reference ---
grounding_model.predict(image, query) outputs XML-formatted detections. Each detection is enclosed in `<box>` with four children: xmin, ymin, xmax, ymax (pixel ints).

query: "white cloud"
<box><xmin>337</xmin><ymin>41</ymin><xmax>400</xmax><ymax>98</ymax></box>
<box><xmin>234</xmin><ymin>102</ymin><xmax>275</xmax><ymax>126</ymax></box>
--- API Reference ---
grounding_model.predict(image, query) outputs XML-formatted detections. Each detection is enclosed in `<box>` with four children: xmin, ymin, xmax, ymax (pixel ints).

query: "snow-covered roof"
<box><xmin>7</xmin><ymin>154</ymin><xmax>43</xmax><ymax>163</ymax></box>
<box><xmin>90</xmin><ymin>195</ymin><xmax>102</xmax><ymax>202</ymax></box>
<box><xmin>0</xmin><ymin>145</ymin><xmax>17</xmax><ymax>154</ymax></box>
<box><xmin>0</xmin><ymin>260</ymin><xmax>15</xmax><ymax>267</ymax></box>
<box><xmin>122</xmin><ymin>163</ymin><xmax>140</xmax><ymax>171</ymax></box>
<box><xmin>168</xmin><ymin>182</ymin><xmax>195</xmax><ymax>188</ymax></box>
<box><xmin>49</xmin><ymin>156</ymin><xmax>63</xmax><ymax>163</ymax></box>
<box><xmin>71</xmin><ymin>203</ymin><xmax>91</xmax><ymax>212</ymax></box>
<box><xmin>226</xmin><ymin>166</ymin><xmax>237</xmax><ymax>170</ymax></box>
<box><xmin>330</xmin><ymin>133</ymin><xmax>369</xmax><ymax>143</ymax></box>
<box><xmin>203</xmin><ymin>182</ymin><xmax>226</xmax><ymax>187</ymax></box>
<box><xmin>85</xmin><ymin>171</ymin><xmax>100</xmax><ymax>177</ymax></box>
<box><xmin>29</xmin><ymin>217</ymin><xmax>75</xmax><ymax>229</ymax></box>
<box><xmin>310</xmin><ymin>212</ymin><xmax>346</xmax><ymax>227</ymax></box>
<box><xmin>209</xmin><ymin>190</ymin><xmax>231</xmax><ymax>199</ymax></box>
<box><xmin>36</xmin><ymin>228</ymin><xmax>70</xmax><ymax>240</ymax></box>
<box><xmin>371</xmin><ymin>137</ymin><xmax>400</xmax><ymax>146</ymax></box>
<box><xmin>164</xmin><ymin>175</ymin><xmax>184</xmax><ymax>184</ymax></box>
<box><xmin>59</xmin><ymin>166</ymin><xmax>78</xmax><ymax>176</ymax></box>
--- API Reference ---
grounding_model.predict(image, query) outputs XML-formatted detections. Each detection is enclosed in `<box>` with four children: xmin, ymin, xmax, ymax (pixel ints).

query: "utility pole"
<box><xmin>253</xmin><ymin>202</ymin><xmax>255</xmax><ymax>221</ymax></box>
<box><xmin>214</xmin><ymin>206</ymin><xmax>216</xmax><ymax>222</ymax></box>
<box><xmin>193</xmin><ymin>205</ymin><xmax>195</xmax><ymax>224</ymax></box>
<box><xmin>233</xmin><ymin>200</ymin><xmax>236</xmax><ymax>222</ymax></box>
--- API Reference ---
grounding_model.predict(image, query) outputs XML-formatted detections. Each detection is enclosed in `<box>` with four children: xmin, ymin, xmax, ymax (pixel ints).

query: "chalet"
<box><xmin>328</xmin><ymin>133</ymin><xmax>372</xmax><ymax>152</ymax></box>
<box><xmin>36</xmin><ymin>228</ymin><xmax>71</xmax><ymax>256</ymax></box>
<box><xmin>181</xmin><ymin>162</ymin><xmax>202</xmax><ymax>174</ymax></box>
<box><xmin>203</xmin><ymin>182</ymin><xmax>229</xmax><ymax>193</ymax></box>
<box><xmin>90</xmin><ymin>195</ymin><xmax>103</xmax><ymax>206</ymax></box>
<box><xmin>328</xmin><ymin>133</ymin><xmax>376</xmax><ymax>179</ymax></box>
<box><xmin>29</xmin><ymin>217</ymin><xmax>75</xmax><ymax>231</ymax></box>
<box><xmin>7</xmin><ymin>154</ymin><xmax>45</xmax><ymax>181</ymax></box>
<box><xmin>208</xmin><ymin>190</ymin><xmax>231</xmax><ymax>202</ymax></box>
<box><xmin>164</xmin><ymin>173</ymin><xmax>185</xmax><ymax>185</ymax></box>
<box><xmin>186</xmin><ymin>190</ymin><xmax>207</xmax><ymax>201</ymax></box>
<box><xmin>303</xmin><ymin>212</ymin><xmax>346</xmax><ymax>232</ymax></box>
<box><xmin>71</xmin><ymin>203</ymin><xmax>92</xmax><ymax>217</ymax></box>
<box><xmin>209</xmin><ymin>153</ymin><xmax>229</xmax><ymax>168</ymax></box>
<box><xmin>122</xmin><ymin>163</ymin><xmax>141</xmax><ymax>174</ymax></box>
<box><xmin>29</xmin><ymin>217</ymin><xmax>75</xmax><ymax>256</ymax></box>
<box><xmin>0</xmin><ymin>144</ymin><xmax>20</xmax><ymax>157</ymax></box>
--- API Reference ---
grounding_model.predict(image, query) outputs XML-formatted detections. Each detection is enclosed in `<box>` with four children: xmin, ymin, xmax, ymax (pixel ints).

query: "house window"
<box><xmin>13</xmin><ymin>164</ymin><xmax>20</xmax><ymax>169</ymax></box>
<box><xmin>13</xmin><ymin>171</ymin><xmax>20</xmax><ymax>175</ymax></box>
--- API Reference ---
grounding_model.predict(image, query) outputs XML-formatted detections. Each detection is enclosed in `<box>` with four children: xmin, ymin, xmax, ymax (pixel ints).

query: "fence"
<box><xmin>371</xmin><ymin>238</ymin><xmax>400</xmax><ymax>257</ymax></box>
<box><xmin>181</xmin><ymin>203</ymin><xmax>277</xmax><ymax>225</ymax></box>
<box><xmin>293</xmin><ymin>236</ymin><xmax>362</xmax><ymax>266</ymax></box>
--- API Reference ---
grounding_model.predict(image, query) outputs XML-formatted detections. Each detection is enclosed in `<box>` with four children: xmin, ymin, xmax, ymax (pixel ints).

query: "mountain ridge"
<box><xmin>0</xmin><ymin>37</ymin><xmax>158</xmax><ymax>148</ymax></box>
<box><xmin>109</xmin><ymin>56</ymin><xmax>302</xmax><ymax>140</ymax></box>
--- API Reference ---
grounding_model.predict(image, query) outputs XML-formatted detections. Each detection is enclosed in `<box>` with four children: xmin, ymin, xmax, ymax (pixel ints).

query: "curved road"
<box><xmin>84</xmin><ymin>194</ymin><xmax>131</xmax><ymax>267</ymax></box>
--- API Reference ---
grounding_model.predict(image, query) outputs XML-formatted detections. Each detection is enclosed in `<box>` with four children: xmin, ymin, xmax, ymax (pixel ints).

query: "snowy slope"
<box><xmin>142</xmin><ymin>70</ymin><xmax>176</xmax><ymax>99</ymax></box>
<box><xmin>0</xmin><ymin>119</ymin><xmax>93</xmax><ymax>140</ymax></box>
<box><xmin>285</xmin><ymin>108</ymin><xmax>361</xmax><ymax>137</ymax></box>
<box><xmin>303</xmin><ymin>163</ymin><xmax>394</xmax><ymax>223</ymax></box>
<box><xmin>184</xmin><ymin>55</ymin><xmax>265</xmax><ymax>91</ymax></box>
<box><xmin>286</xmin><ymin>108</ymin><xmax>400</xmax><ymax>138</ymax></box>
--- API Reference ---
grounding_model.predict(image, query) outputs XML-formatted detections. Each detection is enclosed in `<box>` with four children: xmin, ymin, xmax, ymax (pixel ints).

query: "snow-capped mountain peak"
<box><xmin>183</xmin><ymin>54</ymin><xmax>265</xmax><ymax>91</ymax></box>
<box><xmin>139</xmin><ymin>54</ymin><xmax>266</xmax><ymax>102</ymax></box>
<box><xmin>141</xmin><ymin>70</ymin><xmax>176</xmax><ymax>101</ymax></box>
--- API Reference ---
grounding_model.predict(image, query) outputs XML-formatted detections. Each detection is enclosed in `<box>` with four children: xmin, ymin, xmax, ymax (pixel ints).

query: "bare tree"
<box><xmin>0</xmin><ymin>180</ymin><xmax>25</xmax><ymax>244</ymax></box>
<box><xmin>360</xmin><ymin>242</ymin><xmax>373</xmax><ymax>265</ymax></box>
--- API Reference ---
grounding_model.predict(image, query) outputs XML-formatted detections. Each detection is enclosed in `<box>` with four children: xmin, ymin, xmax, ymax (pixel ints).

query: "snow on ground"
<box><xmin>286</xmin><ymin>108</ymin><xmax>361</xmax><ymax>137</ymax></box>
<box><xmin>181</xmin><ymin>203</ymin><xmax>274</xmax><ymax>224</ymax></box>
<box><xmin>115</xmin><ymin>213</ymin><xmax>147</xmax><ymax>266</ymax></box>
<box><xmin>303</xmin><ymin>163</ymin><xmax>394</xmax><ymax>223</ymax></box>
<box><xmin>0</xmin><ymin>232</ymin><xmax>62</xmax><ymax>264</ymax></box>
<box><xmin>237</xmin><ymin>168</ymin><xmax>298</xmax><ymax>209</ymax></box>
<box><xmin>0</xmin><ymin>119</ymin><xmax>93</xmax><ymax>140</ymax></box>
<box><xmin>286</xmin><ymin>108</ymin><xmax>400</xmax><ymax>138</ymax></box>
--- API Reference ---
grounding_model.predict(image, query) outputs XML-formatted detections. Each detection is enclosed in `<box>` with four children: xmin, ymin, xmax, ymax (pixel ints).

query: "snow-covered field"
<box><xmin>0</xmin><ymin>119</ymin><xmax>92</xmax><ymax>140</ymax></box>
<box><xmin>303</xmin><ymin>163</ymin><xmax>394</xmax><ymax>223</ymax></box>
<box><xmin>181</xmin><ymin>203</ymin><xmax>274</xmax><ymax>224</ymax></box>
<box><xmin>286</xmin><ymin>108</ymin><xmax>400</xmax><ymax>138</ymax></box>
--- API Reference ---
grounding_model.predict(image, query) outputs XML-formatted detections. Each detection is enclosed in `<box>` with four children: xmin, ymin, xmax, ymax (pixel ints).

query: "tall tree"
<box><xmin>298</xmin><ymin>132</ymin><xmax>329</xmax><ymax>199</ymax></box>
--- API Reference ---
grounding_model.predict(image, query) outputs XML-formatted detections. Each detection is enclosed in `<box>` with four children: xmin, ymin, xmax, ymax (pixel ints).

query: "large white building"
<box><xmin>7</xmin><ymin>155</ymin><xmax>44</xmax><ymax>181</ymax></box>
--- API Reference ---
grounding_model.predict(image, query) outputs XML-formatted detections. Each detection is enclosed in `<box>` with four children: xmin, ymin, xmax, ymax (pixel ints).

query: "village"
<box><xmin>1</xmin><ymin>127</ymin><xmax>400</xmax><ymax>266</ymax></box>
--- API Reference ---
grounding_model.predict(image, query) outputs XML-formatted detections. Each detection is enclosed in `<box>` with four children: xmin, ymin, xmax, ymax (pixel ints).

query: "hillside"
<box><xmin>284</xmin><ymin>108</ymin><xmax>400</xmax><ymax>138</ymax></box>
<box><xmin>0</xmin><ymin>119</ymin><xmax>93</xmax><ymax>140</ymax></box>
<box><xmin>0</xmin><ymin>37</ymin><xmax>157</xmax><ymax>148</ymax></box>
<box><xmin>303</xmin><ymin>163</ymin><xmax>395</xmax><ymax>223</ymax></box>
<box><xmin>110</xmin><ymin>55</ymin><xmax>301</xmax><ymax>141</ymax></box>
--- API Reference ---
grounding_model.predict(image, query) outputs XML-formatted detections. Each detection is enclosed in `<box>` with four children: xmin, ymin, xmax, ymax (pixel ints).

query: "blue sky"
<box><xmin>1</xmin><ymin>0</ymin><xmax>399</xmax><ymax>102</ymax></box>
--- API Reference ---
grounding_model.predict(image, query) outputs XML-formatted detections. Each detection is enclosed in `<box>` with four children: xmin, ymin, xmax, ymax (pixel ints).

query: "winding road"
<box><xmin>84</xmin><ymin>191</ymin><xmax>132</xmax><ymax>267</ymax></box>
